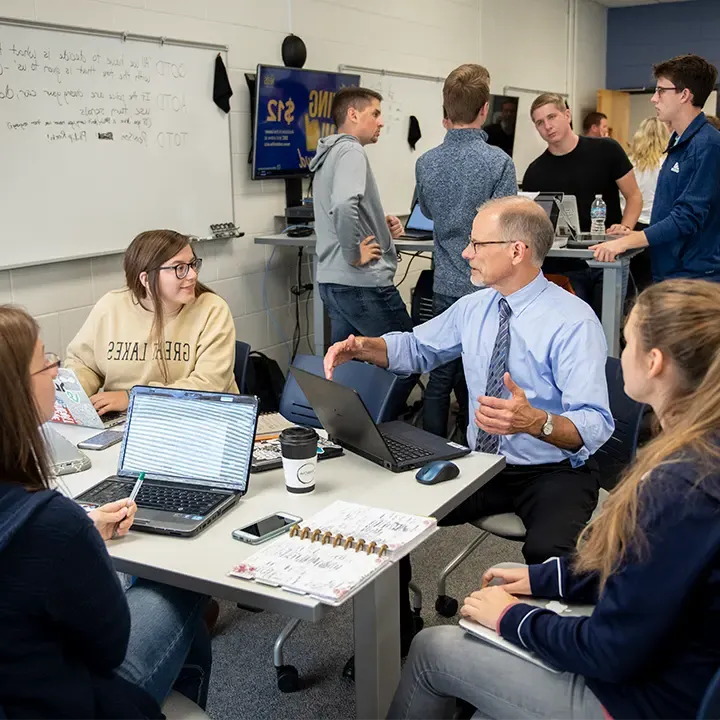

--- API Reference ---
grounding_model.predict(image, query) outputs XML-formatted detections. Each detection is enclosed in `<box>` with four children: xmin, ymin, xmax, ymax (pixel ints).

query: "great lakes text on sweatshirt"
<box><xmin>65</xmin><ymin>288</ymin><xmax>238</xmax><ymax>396</ymax></box>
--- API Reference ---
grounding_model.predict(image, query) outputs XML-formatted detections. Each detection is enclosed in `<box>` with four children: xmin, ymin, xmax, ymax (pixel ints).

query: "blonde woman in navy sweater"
<box><xmin>389</xmin><ymin>279</ymin><xmax>720</xmax><ymax>720</ymax></box>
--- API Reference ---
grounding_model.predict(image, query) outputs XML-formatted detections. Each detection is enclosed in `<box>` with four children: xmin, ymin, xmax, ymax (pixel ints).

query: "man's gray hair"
<box><xmin>478</xmin><ymin>196</ymin><xmax>554</xmax><ymax>266</ymax></box>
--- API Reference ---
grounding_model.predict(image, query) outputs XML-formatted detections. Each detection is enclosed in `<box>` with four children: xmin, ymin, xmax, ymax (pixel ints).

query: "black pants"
<box><xmin>399</xmin><ymin>460</ymin><xmax>598</xmax><ymax>638</ymax></box>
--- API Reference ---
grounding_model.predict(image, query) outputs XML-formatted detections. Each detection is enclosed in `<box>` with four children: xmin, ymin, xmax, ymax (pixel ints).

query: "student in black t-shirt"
<box><xmin>522</xmin><ymin>93</ymin><xmax>642</xmax><ymax>314</ymax></box>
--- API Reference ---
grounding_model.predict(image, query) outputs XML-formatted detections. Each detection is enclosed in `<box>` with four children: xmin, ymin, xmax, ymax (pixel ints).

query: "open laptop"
<box><xmin>400</xmin><ymin>200</ymin><xmax>434</xmax><ymax>240</ymax></box>
<box><xmin>42</xmin><ymin>424</ymin><xmax>92</xmax><ymax>476</ymax></box>
<box><xmin>519</xmin><ymin>192</ymin><xmax>562</xmax><ymax>233</ymax></box>
<box><xmin>289</xmin><ymin>367</ymin><xmax>469</xmax><ymax>472</ymax></box>
<box><xmin>75</xmin><ymin>386</ymin><xmax>258</xmax><ymax>537</ymax></box>
<box><xmin>52</xmin><ymin>368</ymin><xmax>126</xmax><ymax>429</ymax></box>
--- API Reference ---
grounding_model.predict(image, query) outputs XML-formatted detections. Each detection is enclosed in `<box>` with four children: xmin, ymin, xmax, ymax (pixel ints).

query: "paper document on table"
<box><xmin>229</xmin><ymin>501</ymin><xmax>437</xmax><ymax>605</ymax></box>
<box><xmin>255</xmin><ymin>412</ymin><xmax>295</xmax><ymax>437</ymax></box>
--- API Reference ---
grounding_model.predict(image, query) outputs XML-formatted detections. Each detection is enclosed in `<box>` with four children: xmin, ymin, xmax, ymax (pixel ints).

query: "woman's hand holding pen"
<box><xmin>89</xmin><ymin>500</ymin><xmax>138</xmax><ymax>541</ymax></box>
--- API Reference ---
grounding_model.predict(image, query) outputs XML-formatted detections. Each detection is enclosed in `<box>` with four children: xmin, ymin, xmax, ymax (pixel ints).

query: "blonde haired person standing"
<box><xmin>388</xmin><ymin>279</ymin><xmax>720</xmax><ymax>720</ymax></box>
<box><xmin>65</xmin><ymin>229</ymin><xmax>237</xmax><ymax>417</ymax></box>
<box><xmin>624</xmin><ymin>117</ymin><xmax>671</xmax><ymax>291</ymax></box>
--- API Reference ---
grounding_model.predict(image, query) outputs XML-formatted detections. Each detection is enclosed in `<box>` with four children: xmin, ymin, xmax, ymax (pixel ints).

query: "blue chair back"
<box><xmin>595</xmin><ymin>356</ymin><xmax>645</xmax><ymax>488</ymax></box>
<box><xmin>279</xmin><ymin>354</ymin><xmax>400</xmax><ymax>428</ymax></box>
<box><xmin>234</xmin><ymin>341</ymin><xmax>251</xmax><ymax>393</ymax></box>
<box><xmin>698</xmin><ymin>667</ymin><xmax>720</xmax><ymax>719</ymax></box>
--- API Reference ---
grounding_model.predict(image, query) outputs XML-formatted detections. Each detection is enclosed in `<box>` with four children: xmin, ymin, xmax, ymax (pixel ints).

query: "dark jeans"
<box><xmin>319</xmin><ymin>282</ymin><xmax>417</xmax><ymax>418</ymax></box>
<box><xmin>117</xmin><ymin>579</ymin><xmax>212</xmax><ymax>710</ymax></box>
<box><xmin>399</xmin><ymin>460</ymin><xmax>598</xmax><ymax>634</ymax></box>
<box><xmin>423</xmin><ymin>292</ymin><xmax>468</xmax><ymax>438</ymax></box>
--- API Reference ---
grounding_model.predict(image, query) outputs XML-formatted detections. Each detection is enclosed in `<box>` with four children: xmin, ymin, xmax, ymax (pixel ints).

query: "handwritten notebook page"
<box><xmin>305</xmin><ymin>501</ymin><xmax>436</xmax><ymax>559</ymax></box>
<box><xmin>229</xmin><ymin>501</ymin><xmax>437</xmax><ymax>605</ymax></box>
<box><xmin>230</xmin><ymin>537</ymin><xmax>386</xmax><ymax>605</ymax></box>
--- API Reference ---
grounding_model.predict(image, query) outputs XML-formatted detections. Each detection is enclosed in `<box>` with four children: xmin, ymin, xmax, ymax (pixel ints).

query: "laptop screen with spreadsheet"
<box><xmin>117</xmin><ymin>387</ymin><xmax>257</xmax><ymax>492</ymax></box>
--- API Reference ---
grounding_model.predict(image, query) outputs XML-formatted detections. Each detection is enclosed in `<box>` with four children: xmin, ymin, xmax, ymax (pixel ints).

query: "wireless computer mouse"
<box><xmin>415</xmin><ymin>460</ymin><xmax>460</xmax><ymax>485</ymax></box>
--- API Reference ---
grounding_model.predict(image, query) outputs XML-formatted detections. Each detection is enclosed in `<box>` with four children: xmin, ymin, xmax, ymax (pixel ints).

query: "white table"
<box><xmin>55</xmin><ymin>423</ymin><xmax>505</xmax><ymax>719</ymax></box>
<box><xmin>254</xmin><ymin>233</ymin><xmax>637</xmax><ymax>357</ymax></box>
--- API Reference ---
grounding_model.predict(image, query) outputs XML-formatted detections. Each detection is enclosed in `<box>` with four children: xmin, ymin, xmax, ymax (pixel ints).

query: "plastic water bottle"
<box><xmin>590</xmin><ymin>194</ymin><xmax>607</xmax><ymax>235</ymax></box>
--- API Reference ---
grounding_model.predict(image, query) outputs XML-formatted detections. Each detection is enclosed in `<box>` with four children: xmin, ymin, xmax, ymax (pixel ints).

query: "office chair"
<box><xmin>434</xmin><ymin>356</ymin><xmax>645</xmax><ymax>618</ymax></box>
<box><xmin>163</xmin><ymin>691</ymin><xmax>210</xmax><ymax>720</ymax></box>
<box><xmin>273</xmin><ymin>354</ymin><xmax>421</xmax><ymax>692</ymax></box>
<box><xmin>278</xmin><ymin>354</ymin><xmax>403</xmax><ymax>428</ymax></box>
<box><xmin>233</xmin><ymin>340</ymin><xmax>251</xmax><ymax>393</ymax></box>
<box><xmin>410</xmin><ymin>269</ymin><xmax>435</xmax><ymax>326</ymax></box>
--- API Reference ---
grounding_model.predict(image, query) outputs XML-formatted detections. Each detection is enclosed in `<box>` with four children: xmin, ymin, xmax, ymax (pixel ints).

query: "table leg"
<box><xmin>312</xmin><ymin>254</ymin><xmax>325</xmax><ymax>357</ymax></box>
<box><xmin>353</xmin><ymin>563</ymin><xmax>401</xmax><ymax>720</ymax></box>
<box><xmin>601</xmin><ymin>263</ymin><xmax>622</xmax><ymax>357</ymax></box>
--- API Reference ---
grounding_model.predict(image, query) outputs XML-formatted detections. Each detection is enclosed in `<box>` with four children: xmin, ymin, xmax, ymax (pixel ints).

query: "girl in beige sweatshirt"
<box><xmin>65</xmin><ymin>229</ymin><xmax>238</xmax><ymax>416</ymax></box>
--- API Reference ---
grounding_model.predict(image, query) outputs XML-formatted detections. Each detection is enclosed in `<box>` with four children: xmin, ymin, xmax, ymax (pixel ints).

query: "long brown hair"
<box><xmin>123</xmin><ymin>230</ymin><xmax>212</xmax><ymax>382</ymax></box>
<box><xmin>0</xmin><ymin>306</ymin><xmax>52</xmax><ymax>491</ymax></box>
<box><xmin>575</xmin><ymin>280</ymin><xmax>720</xmax><ymax>589</ymax></box>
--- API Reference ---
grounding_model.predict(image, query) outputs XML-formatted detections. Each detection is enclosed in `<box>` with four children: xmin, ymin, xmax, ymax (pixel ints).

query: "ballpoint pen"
<box><xmin>113</xmin><ymin>472</ymin><xmax>144</xmax><ymax>538</ymax></box>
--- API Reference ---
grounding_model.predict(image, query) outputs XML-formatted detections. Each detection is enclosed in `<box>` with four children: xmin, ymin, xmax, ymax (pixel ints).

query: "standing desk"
<box><xmin>254</xmin><ymin>233</ymin><xmax>635</xmax><ymax>357</ymax></box>
<box><xmin>54</xmin><ymin>423</ymin><xmax>505</xmax><ymax>719</ymax></box>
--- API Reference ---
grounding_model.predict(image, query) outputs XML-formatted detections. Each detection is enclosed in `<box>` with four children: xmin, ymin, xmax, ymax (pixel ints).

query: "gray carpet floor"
<box><xmin>205</xmin><ymin>526</ymin><xmax>524</xmax><ymax>720</ymax></box>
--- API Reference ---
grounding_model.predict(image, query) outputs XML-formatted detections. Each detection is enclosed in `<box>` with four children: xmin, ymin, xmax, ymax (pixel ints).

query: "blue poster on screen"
<box><xmin>253</xmin><ymin>66</ymin><xmax>360</xmax><ymax>178</ymax></box>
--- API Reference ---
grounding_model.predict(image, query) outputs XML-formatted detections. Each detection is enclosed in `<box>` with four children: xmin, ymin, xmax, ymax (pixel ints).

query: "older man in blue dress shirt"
<box><xmin>325</xmin><ymin>195</ymin><xmax>613</xmax><ymax>655</ymax></box>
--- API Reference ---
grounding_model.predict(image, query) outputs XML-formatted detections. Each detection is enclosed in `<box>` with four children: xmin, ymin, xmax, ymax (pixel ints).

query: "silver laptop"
<box><xmin>75</xmin><ymin>386</ymin><xmax>258</xmax><ymax>537</ymax></box>
<box><xmin>52</xmin><ymin>368</ymin><xmax>126</xmax><ymax>429</ymax></box>
<box><xmin>401</xmin><ymin>200</ymin><xmax>434</xmax><ymax>240</ymax></box>
<box><xmin>42</xmin><ymin>424</ymin><xmax>92</xmax><ymax>476</ymax></box>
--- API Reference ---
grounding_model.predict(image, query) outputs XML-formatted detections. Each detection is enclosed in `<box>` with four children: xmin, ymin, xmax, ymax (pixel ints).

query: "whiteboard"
<box><xmin>356</xmin><ymin>71</ymin><xmax>445</xmax><ymax>216</ymax></box>
<box><xmin>0</xmin><ymin>19</ymin><xmax>233</xmax><ymax>269</ymax></box>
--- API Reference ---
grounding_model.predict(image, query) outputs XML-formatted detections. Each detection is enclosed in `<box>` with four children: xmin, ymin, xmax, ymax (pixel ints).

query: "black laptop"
<box><xmin>289</xmin><ymin>367</ymin><xmax>469</xmax><ymax>472</ymax></box>
<box><xmin>75</xmin><ymin>386</ymin><xmax>258</xmax><ymax>537</ymax></box>
<box><xmin>400</xmin><ymin>200</ymin><xmax>434</xmax><ymax>240</ymax></box>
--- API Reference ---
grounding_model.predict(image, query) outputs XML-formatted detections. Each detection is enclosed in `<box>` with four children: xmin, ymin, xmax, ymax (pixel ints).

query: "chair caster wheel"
<box><xmin>435</xmin><ymin>594</ymin><xmax>459</xmax><ymax>617</ymax></box>
<box><xmin>276</xmin><ymin>664</ymin><xmax>300</xmax><ymax>692</ymax></box>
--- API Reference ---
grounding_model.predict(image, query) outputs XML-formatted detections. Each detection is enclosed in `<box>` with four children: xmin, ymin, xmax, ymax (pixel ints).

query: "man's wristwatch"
<box><xmin>537</xmin><ymin>412</ymin><xmax>553</xmax><ymax>438</ymax></box>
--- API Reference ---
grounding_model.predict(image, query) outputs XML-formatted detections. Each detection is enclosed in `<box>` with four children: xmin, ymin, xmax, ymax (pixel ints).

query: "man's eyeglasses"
<box><xmin>151</xmin><ymin>257</ymin><xmax>203</xmax><ymax>279</ymax></box>
<box><xmin>654</xmin><ymin>86</ymin><xmax>679</xmax><ymax>95</ymax></box>
<box><xmin>32</xmin><ymin>352</ymin><xmax>61</xmax><ymax>376</ymax></box>
<box><xmin>466</xmin><ymin>238</ymin><xmax>527</xmax><ymax>255</ymax></box>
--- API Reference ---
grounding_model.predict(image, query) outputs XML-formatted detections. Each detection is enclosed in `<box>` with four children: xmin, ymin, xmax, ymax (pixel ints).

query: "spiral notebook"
<box><xmin>229</xmin><ymin>501</ymin><xmax>437</xmax><ymax>605</ymax></box>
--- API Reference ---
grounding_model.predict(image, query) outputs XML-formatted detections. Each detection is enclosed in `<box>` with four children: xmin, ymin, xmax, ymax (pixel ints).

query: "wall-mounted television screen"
<box><xmin>252</xmin><ymin>65</ymin><xmax>360</xmax><ymax>180</ymax></box>
<box><xmin>483</xmin><ymin>95</ymin><xmax>520</xmax><ymax>157</ymax></box>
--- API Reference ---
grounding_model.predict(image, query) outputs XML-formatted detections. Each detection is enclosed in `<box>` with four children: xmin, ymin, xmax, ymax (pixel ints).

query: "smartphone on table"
<box><xmin>232</xmin><ymin>512</ymin><xmax>302</xmax><ymax>545</ymax></box>
<box><xmin>77</xmin><ymin>429</ymin><xmax>124</xmax><ymax>451</ymax></box>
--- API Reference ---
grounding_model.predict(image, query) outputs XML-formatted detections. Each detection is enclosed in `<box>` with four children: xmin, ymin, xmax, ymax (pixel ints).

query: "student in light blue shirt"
<box><xmin>324</xmin><ymin>196</ymin><xmax>613</xmax><ymax>652</ymax></box>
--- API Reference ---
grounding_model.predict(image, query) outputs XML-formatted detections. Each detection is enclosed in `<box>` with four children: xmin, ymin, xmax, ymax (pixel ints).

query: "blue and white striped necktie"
<box><xmin>475</xmin><ymin>298</ymin><xmax>511</xmax><ymax>454</ymax></box>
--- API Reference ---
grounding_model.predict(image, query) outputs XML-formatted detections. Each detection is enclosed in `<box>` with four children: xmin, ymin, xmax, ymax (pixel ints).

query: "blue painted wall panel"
<box><xmin>607</xmin><ymin>0</ymin><xmax>720</xmax><ymax>89</ymax></box>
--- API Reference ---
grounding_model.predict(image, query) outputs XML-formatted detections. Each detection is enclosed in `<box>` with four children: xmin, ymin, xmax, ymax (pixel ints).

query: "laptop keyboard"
<box><xmin>381</xmin><ymin>434</ymin><xmax>434</xmax><ymax>463</ymax></box>
<box><xmin>80</xmin><ymin>478</ymin><xmax>228</xmax><ymax>516</ymax></box>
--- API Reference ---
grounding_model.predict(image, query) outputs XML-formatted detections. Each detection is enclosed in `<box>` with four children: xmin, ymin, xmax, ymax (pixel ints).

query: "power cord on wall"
<box><xmin>290</xmin><ymin>247</ymin><xmax>314</xmax><ymax>357</ymax></box>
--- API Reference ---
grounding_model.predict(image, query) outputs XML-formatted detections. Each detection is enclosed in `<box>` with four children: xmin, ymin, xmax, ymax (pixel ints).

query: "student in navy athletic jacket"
<box><xmin>388</xmin><ymin>278</ymin><xmax>720</xmax><ymax>720</ymax></box>
<box><xmin>0</xmin><ymin>305</ymin><xmax>212</xmax><ymax>719</ymax></box>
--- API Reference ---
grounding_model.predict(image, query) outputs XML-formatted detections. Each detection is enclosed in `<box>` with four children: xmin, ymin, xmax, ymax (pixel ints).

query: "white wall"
<box><xmin>0</xmin><ymin>0</ymin><xmax>607</xmax><ymax>370</ymax></box>
<box><xmin>480</xmin><ymin>0</ymin><xmax>608</xmax><ymax>179</ymax></box>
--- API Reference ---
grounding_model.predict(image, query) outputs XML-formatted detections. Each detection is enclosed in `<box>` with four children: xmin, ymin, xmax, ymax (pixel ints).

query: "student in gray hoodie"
<box><xmin>310</xmin><ymin>87</ymin><xmax>415</xmax><ymax>416</ymax></box>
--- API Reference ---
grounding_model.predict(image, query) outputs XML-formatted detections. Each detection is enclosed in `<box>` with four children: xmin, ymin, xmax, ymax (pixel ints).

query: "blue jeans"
<box><xmin>423</xmin><ymin>292</ymin><xmax>468</xmax><ymax>438</ymax></box>
<box><xmin>117</xmin><ymin>579</ymin><xmax>212</xmax><ymax>710</ymax></box>
<box><xmin>319</xmin><ymin>283</ymin><xmax>417</xmax><ymax>417</ymax></box>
